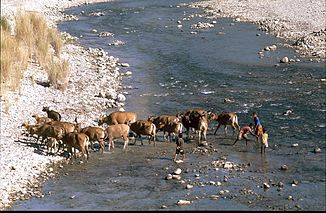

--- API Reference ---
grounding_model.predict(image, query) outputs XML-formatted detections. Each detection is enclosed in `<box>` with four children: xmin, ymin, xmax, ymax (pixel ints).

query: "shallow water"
<box><xmin>11</xmin><ymin>0</ymin><xmax>325</xmax><ymax>210</ymax></box>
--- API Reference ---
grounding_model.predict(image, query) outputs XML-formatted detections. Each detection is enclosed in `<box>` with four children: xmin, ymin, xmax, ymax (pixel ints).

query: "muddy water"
<box><xmin>11</xmin><ymin>0</ymin><xmax>325</xmax><ymax>211</ymax></box>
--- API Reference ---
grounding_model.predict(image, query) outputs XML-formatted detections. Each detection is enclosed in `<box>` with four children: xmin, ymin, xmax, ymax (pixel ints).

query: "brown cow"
<box><xmin>148</xmin><ymin>115</ymin><xmax>180</xmax><ymax>141</ymax></box>
<box><xmin>98</xmin><ymin>111</ymin><xmax>137</xmax><ymax>126</ymax></box>
<box><xmin>129</xmin><ymin>120</ymin><xmax>156</xmax><ymax>146</ymax></box>
<box><xmin>61</xmin><ymin>132</ymin><xmax>90</xmax><ymax>161</ymax></box>
<box><xmin>79</xmin><ymin>126</ymin><xmax>106</xmax><ymax>154</ymax></box>
<box><xmin>176</xmin><ymin>109</ymin><xmax>208</xmax><ymax>145</ymax></box>
<box><xmin>208</xmin><ymin>111</ymin><xmax>240</xmax><ymax>136</ymax></box>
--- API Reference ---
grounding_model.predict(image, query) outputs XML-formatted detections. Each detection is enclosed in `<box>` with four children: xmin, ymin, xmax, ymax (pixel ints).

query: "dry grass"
<box><xmin>0</xmin><ymin>11</ymin><xmax>68</xmax><ymax>96</ymax></box>
<box><xmin>1</xmin><ymin>21</ymin><xmax>28</xmax><ymax>94</ymax></box>
<box><xmin>47</xmin><ymin>57</ymin><xmax>70</xmax><ymax>90</ymax></box>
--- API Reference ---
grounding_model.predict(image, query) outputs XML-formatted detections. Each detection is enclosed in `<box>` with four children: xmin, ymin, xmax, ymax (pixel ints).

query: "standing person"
<box><xmin>258</xmin><ymin>128</ymin><xmax>269</xmax><ymax>154</ymax></box>
<box><xmin>233</xmin><ymin>123</ymin><xmax>256</xmax><ymax>146</ymax></box>
<box><xmin>173</xmin><ymin>133</ymin><xmax>185</xmax><ymax>162</ymax></box>
<box><xmin>253</xmin><ymin>111</ymin><xmax>263</xmax><ymax>140</ymax></box>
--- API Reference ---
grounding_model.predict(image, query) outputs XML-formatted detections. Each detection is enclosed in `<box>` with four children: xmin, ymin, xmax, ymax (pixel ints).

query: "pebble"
<box><xmin>176</xmin><ymin>200</ymin><xmax>192</xmax><ymax>205</ymax></box>
<box><xmin>160</xmin><ymin>205</ymin><xmax>167</xmax><ymax>209</ymax></box>
<box><xmin>174</xmin><ymin>168</ymin><xmax>182</xmax><ymax>175</ymax></box>
<box><xmin>280</xmin><ymin>56</ymin><xmax>289</xmax><ymax>63</ymax></box>
<box><xmin>186</xmin><ymin>184</ymin><xmax>193</xmax><ymax>189</ymax></box>
<box><xmin>165</xmin><ymin>174</ymin><xmax>173</xmax><ymax>180</ymax></box>
<box><xmin>280</xmin><ymin>165</ymin><xmax>288</xmax><ymax>170</ymax></box>
<box><xmin>210</xmin><ymin>195</ymin><xmax>219</xmax><ymax>200</ymax></box>
<box><xmin>263</xmin><ymin>182</ymin><xmax>270</xmax><ymax>189</ymax></box>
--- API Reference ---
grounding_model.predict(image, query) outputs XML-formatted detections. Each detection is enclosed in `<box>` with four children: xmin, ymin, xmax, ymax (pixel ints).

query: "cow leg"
<box><xmin>140</xmin><ymin>135</ymin><xmax>144</xmax><ymax>146</ymax></box>
<box><xmin>224</xmin><ymin>125</ymin><xmax>228</xmax><ymax>137</ymax></box>
<box><xmin>67</xmin><ymin>145</ymin><xmax>72</xmax><ymax>160</ymax></box>
<box><xmin>203</xmin><ymin>129</ymin><xmax>207</xmax><ymax>142</ymax></box>
<box><xmin>197</xmin><ymin>130</ymin><xmax>201</xmax><ymax>145</ymax></box>
<box><xmin>99</xmin><ymin>139</ymin><xmax>104</xmax><ymax>154</ymax></box>
<box><xmin>108</xmin><ymin>138</ymin><xmax>112</xmax><ymax>151</ymax></box>
<box><xmin>123</xmin><ymin>135</ymin><xmax>129</xmax><ymax>150</ymax></box>
<box><xmin>214</xmin><ymin>124</ymin><xmax>221</xmax><ymax>135</ymax></box>
<box><xmin>85</xmin><ymin>144</ymin><xmax>89</xmax><ymax>161</ymax></box>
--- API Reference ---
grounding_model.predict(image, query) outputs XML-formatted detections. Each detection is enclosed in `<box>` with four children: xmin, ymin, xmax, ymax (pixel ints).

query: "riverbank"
<box><xmin>0</xmin><ymin>0</ymin><xmax>122</xmax><ymax>210</ymax></box>
<box><xmin>191</xmin><ymin>0</ymin><xmax>326</xmax><ymax>60</ymax></box>
<box><xmin>1</xmin><ymin>0</ymin><xmax>325</xmax><ymax>211</ymax></box>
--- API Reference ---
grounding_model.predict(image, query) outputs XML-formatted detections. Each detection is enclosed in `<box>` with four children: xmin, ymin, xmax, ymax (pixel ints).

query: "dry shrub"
<box><xmin>1</xmin><ymin>11</ymin><xmax>67</xmax><ymax>96</ymax></box>
<box><xmin>48</xmin><ymin>28</ymin><xmax>64</xmax><ymax>56</ymax></box>
<box><xmin>1</xmin><ymin>20</ymin><xmax>28</xmax><ymax>95</ymax></box>
<box><xmin>47</xmin><ymin>57</ymin><xmax>70</xmax><ymax>91</ymax></box>
<box><xmin>15</xmin><ymin>11</ymin><xmax>34</xmax><ymax>57</ymax></box>
<box><xmin>0</xmin><ymin>16</ymin><xmax>10</xmax><ymax>32</ymax></box>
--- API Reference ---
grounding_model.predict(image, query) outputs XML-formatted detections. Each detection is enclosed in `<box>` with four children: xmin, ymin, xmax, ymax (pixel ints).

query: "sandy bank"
<box><xmin>0</xmin><ymin>0</ymin><xmax>119</xmax><ymax>210</ymax></box>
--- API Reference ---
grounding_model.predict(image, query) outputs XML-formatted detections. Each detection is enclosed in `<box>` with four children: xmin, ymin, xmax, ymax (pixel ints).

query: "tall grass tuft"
<box><xmin>47</xmin><ymin>57</ymin><xmax>70</xmax><ymax>91</ymax></box>
<box><xmin>1</xmin><ymin>11</ymin><xmax>68</xmax><ymax>96</ymax></box>
<box><xmin>1</xmin><ymin>19</ymin><xmax>28</xmax><ymax>94</ymax></box>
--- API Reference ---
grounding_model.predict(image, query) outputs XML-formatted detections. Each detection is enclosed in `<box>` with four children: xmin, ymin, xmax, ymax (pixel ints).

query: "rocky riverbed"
<box><xmin>1</xmin><ymin>0</ymin><xmax>325</xmax><ymax>210</ymax></box>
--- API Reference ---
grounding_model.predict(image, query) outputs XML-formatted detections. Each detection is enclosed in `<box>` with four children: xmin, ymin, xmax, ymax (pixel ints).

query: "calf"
<box><xmin>98</xmin><ymin>111</ymin><xmax>137</xmax><ymax>126</ymax></box>
<box><xmin>61</xmin><ymin>132</ymin><xmax>90</xmax><ymax>161</ymax></box>
<box><xmin>79</xmin><ymin>126</ymin><xmax>106</xmax><ymax>154</ymax></box>
<box><xmin>129</xmin><ymin>120</ymin><xmax>156</xmax><ymax>146</ymax></box>
<box><xmin>208</xmin><ymin>111</ymin><xmax>240</xmax><ymax>136</ymax></box>
<box><xmin>42</xmin><ymin>106</ymin><xmax>62</xmax><ymax>121</ymax></box>
<box><xmin>105</xmin><ymin>124</ymin><xmax>130</xmax><ymax>151</ymax></box>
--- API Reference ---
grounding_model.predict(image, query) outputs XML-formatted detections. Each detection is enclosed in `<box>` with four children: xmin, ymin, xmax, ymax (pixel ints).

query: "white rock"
<box><xmin>177</xmin><ymin>200</ymin><xmax>192</xmax><ymax>205</ymax></box>
<box><xmin>186</xmin><ymin>184</ymin><xmax>193</xmax><ymax>189</ymax></box>
<box><xmin>117</xmin><ymin>94</ymin><xmax>126</xmax><ymax>102</ymax></box>
<box><xmin>120</xmin><ymin>63</ymin><xmax>130</xmax><ymax>67</ymax></box>
<box><xmin>280</xmin><ymin>56</ymin><xmax>289</xmax><ymax>63</ymax></box>
<box><xmin>174</xmin><ymin>168</ymin><xmax>182</xmax><ymax>175</ymax></box>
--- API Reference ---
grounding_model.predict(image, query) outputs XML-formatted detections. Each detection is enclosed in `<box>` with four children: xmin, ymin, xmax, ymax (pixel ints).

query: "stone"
<box><xmin>280</xmin><ymin>165</ymin><xmax>288</xmax><ymax>170</ymax></box>
<box><xmin>165</xmin><ymin>174</ymin><xmax>173</xmax><ymax>180</ymax></box>
<box><xmin>116</xmin><ymin>94</ymin><xmax>126</xmax><ymax>102</ymax></box>
<box><xmin>186</xmin><ymin>184</ymin><xmax>193</xmax><ymax>189</ymax></box>
<box><xmin>174</xmin><ymin>168</ymin><xmax>182</xmax><ymax>175</ymax></box>
<box><xmin>263</xmin><ymin>182</ymin><xmax>270</xmax><ymax>189</ymax></box>
<box><xmin>177</xmin><ymin>200</ymin><xmax>192</xmax><ymax>205</ymax></box>
<box><xmin>280</xmin><ymin>56</ymin><xmax>289</xmax><ymax>63</ymax></box>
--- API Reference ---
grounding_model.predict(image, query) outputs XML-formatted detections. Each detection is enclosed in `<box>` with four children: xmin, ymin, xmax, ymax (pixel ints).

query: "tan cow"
<box><xmin>98</xmin><ymin>111</ymin><xmax>137</xmax><ymax>126</ymax></box>
<box><xmin>105</xmin><ymin>124</ymin><xmax>130</xmax><ymax>151</ymax></box>
<box><xmin>208</xmin><ymin>111</ymin><xmax>240</xmax><ymax>136</ymax></box>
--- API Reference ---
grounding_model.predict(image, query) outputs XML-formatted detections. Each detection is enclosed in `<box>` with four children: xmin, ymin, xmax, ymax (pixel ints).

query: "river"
<box><xmin>11</xmin><ymin>0</ymin><xmax>325</xmax><ymax>210</ymax></box>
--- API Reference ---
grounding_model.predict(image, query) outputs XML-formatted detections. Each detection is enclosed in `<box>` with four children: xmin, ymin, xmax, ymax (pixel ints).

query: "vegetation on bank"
<box><xmin>0</xmin><ymin>11</ymin><xmax>69</xmax><ymax>96</ymax></box>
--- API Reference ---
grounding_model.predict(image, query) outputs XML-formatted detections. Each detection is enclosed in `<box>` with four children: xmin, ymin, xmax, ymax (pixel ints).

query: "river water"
<box><xmin>11</xmin><ymin>0</ymin><xmax>325</xmax><ymax>210</ymax></box>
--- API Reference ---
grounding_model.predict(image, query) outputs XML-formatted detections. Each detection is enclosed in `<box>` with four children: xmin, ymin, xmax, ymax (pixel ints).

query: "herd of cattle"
<box><xmin>21</xmin><ymin>107</ymin><xmax>241</xmax><ymax>161</ymax></box>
